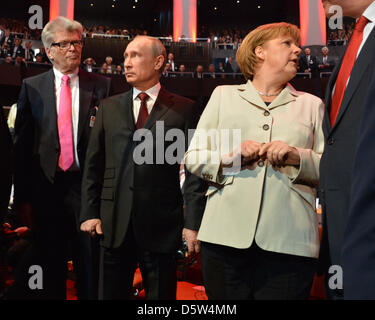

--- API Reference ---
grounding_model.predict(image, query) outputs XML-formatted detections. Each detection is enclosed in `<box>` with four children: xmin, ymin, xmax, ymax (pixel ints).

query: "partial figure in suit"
<box><xmin>184</xmin><ymin>22</ymin><xmax>324</xmax><ymax>300</ymax></box>
<box><xmin>0</xmin><ymin>105</ymin><xmax>12</xmax><ymax>223</ymax></box>
<box><xmin>80</xmin><ymin>35</ymin><xmax>207</xmax><ymax>300</ymax></box>
<box><xmin>342</xmin><ymin>69</ymin><xmax>375</xmax><ymax>299</ymax></box>
<box><xmin>11</xmin><ymin>16</ymin><xmax>111</xmax><ymax>300</ymax></box>
<box><xmin>167</xmin><ymin>52</ymin><xmax>177</xmax><ymax>71</ymax></box>
<box><xmin>318</xmin><ymin>0</ymin><xmax>375</xmax><ymax>300</ymax></box>
<box><xmin>24</xmin><ymin>41</ymin><xmax>35</xmax><ymax>62</ymax></box>
<box><xmin>0</xmin><ymin>29</ymin><xmax>14</xmax><ymax>49</ymax></box>
<box><xmin>299</xmin><ymin>47</ymin><xmax>319</xmax><ymax>78</ymax></box>
<box><xmin>318</xmin><ymin>46</ymin><xmax>336</xmax><ymax>73</ymax></box>
<box><xmin>11</xmin><ymin>38</ymin><xmax>25</xmax><ymax>59</ymax></box>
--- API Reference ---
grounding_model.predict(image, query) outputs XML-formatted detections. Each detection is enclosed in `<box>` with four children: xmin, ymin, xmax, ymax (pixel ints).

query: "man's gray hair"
<box><xmin>322</xmin><ymin>46</ymin><xmax>329</xmax><ymax>52</ymax></box>
<box><xmin>133</xmin><ymin>35</ymin><xmax>167</xmax><ymax>73</ymax></box>
<box><xmin>41</xmin><ymin>16</ymin><xmax>83</xmax><ymax>48</ymax></box>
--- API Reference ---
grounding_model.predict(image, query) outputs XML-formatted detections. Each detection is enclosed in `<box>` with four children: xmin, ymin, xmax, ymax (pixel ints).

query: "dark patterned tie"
<box><xmin>136</xmin><ymin>92</ymin><xmax>149</xmax><ymax>129</ymax></box>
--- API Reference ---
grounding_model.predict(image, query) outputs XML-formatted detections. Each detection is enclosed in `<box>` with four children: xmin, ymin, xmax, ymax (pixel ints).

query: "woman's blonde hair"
<box><xmin>236</xmin><ymin>22</ymin><xmax>301</xmax><ymax>80</ymax></box>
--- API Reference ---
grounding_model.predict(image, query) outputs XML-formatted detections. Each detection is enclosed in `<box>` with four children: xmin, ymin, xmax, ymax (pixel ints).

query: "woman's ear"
<box><xmin>255</xmin><ymin>46</ymin><xmax>265</xmax><ymax>60</ymax></box>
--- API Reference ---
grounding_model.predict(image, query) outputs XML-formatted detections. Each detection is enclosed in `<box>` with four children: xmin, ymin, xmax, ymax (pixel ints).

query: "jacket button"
<box><xmin>258</xmin><ymin>161</ymin><xmax>264</xmax><ymax>167</ymax></box>
<box><xmin>264</xmin><ymin>110</ymin><xmax>270</xmax><ymax>117</ymax></box>
<box><xmin>263</xmin><ymin>124</ymin><xmax>270</xmax><ymax>131</ymax></box>
<box><xmin>328</xmin><ymin>138</ymin><xmax>334</xmax><ymax>145</ymax></box>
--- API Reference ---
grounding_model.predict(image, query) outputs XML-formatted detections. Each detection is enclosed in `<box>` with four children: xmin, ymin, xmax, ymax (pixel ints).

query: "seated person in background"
<box><xmin>224</xmin><ymin>56</ymin><xmax>234</xmax><ymax>73</ymax></box>
<box><xmin>38</xmin><ymin>46</ymin><xmax>48</xmax><ymax>62</ymax></box>
<box><xmin>204</xmin><ymin>64</ymin><xmax>216</xmax><ymax>78</ymax></box>
<box><xmin>178</xmin><ymin>64</ymin><xmax>191</xmax><ymax>78</ymax></box>
<box><xmin>115</xmin><ymin>65</ymin><xmax>123</xmax><ymax>75</ymax></box>
<box><xmin>24</xmin><ymin>42</ymin><xmax>35</xmax><ymax>62</ymax></box>
<box><xmin>34</xmin><ymin>53</ymin><xmax>46</xmax><ymax>64</ymax></box>
<box><xmin>0</xmin><ymin>29</ymin><xmax>14</xmax><ymax>48</ymax></box>
<box><xmin>0</xmin><ymin>43</ymin><xmax>12</xmax><ymax>58</ymax></box>
<box><xmin>194</xmin><ymin>64</ymin><xmax>204</xmax><ymax>79</ymax></box>
<box><xmin>167</xmin><ymin>52</ymin><xmax>177</xmax><ymax>71</ymax></box>
<box><xmin>4</xmin><ymin>55</ymin><xmax>13</xmax><ymax>64</ymax></box>
<box><xmin>11</xmin><ymin>38</ymin><xmax>24</xmax><ymax>59</ymax></box>
<box><xmin>162</xmin><ymin>62</ymin><xmax>172</xmax><ymax>77</ymax></box>
<box><xmin>318</xmin><ymin>46</ymin><xmax>336</xmax><ymax>73</ymax></box>
<box><xmin>82</xmin><ymin>57</ymin><xmax>96</xmax><ymax>72</ymax></box>
<box><xmin>99</xmin><ymin>62</ymin><xmax>108</xmax><ymax>74</ymax></box>
<box><xmin>105</xmin><ymin>56</ymin><xmax>115</xmax><ymax>74</ymax></box>
<box><xmin>299</xmin><ymin>47</ymin><xmax>319</xmax><ymax>78</ymax></box>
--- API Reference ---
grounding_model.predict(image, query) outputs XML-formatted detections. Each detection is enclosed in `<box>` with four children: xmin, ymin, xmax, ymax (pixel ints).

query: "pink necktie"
<box><xmin>58</xmin><ymin>75</ymin><xmax>74</xmax><ymax>171</ymax></box>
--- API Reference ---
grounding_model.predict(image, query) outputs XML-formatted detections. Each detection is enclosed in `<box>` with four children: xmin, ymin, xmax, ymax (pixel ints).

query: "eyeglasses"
<box><xmin>51</xmin><ymin>40</ymin><xmax>83</xmax><ymax>50</ymax></box>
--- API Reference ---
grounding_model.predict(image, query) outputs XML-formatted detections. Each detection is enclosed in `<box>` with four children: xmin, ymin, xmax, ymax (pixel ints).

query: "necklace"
<box><xmin>256</xmin><ymin>90</ymin><xmax>281</xmax><ymax>97</ymax></box>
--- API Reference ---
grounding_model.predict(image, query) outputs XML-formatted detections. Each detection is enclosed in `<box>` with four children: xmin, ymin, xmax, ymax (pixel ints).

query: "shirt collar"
<box><xmin>53</xmin><ymin>67</ymin><xmax>79</xmax><ymax>83</ymax></box>
<box><xmin>361</xmin><ymin>1</ymin><xmax>375</xmax><ymax>22</ymax></box>
<box><xmin>133</xmin><ymin>82</ymin><xmax>161</xmax><ymax>101</ymax></box>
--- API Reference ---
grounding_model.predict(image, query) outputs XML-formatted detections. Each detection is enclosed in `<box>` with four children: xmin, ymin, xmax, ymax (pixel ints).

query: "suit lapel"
<box><xmin>238</xmin><ymin>80</ymin><xmax>296</xmax><ymax>110</ymax></box>
<box><xmin>143</xmin><ymin>87</ymin><xmax>173</xmax><ymax>130</ymax></box>
<box><xmin>125</xmin><ymin>89</ymin><xmax>136</xmax><ymax>131</ymax></box>
<box><xmin>77</xmin><ymin>69</ymin><xmax>94</xmax><ymax>144</ymax></box>
<box><xmin>41</xmin><ymin>69</ymin><xmax>59</xmax><ymax>148</ymax></box>
<box><xmin>329</xmin><ymin>27</ymin><xmax>375</xmax><ymax>133</ymax></box>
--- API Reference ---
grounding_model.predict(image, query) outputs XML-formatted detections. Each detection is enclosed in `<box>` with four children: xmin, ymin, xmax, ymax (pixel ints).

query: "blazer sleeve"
<box><xmin>80</xmin><ymin>100</ymin><xmax>106</xmax><ymax>223</ymax></box>
<box><xmin>0</xmin><ymin>106</ymin><xmax>12</xmax><ymax>221</ymax></box>
<box><xmin>182</xmin><ymin>99</ymin><xmax>208</xmax><ymax>231</ymax></box>
<box><xmin>13</xmin><ymin>80</ymin><xmax>35</xmax><ymax>205</ymax></box>
<box><xmin>290</xmin><ymin>98</ymin><xmax>325</xmax><ymax>187</ymax></box>
<box><xmin>184</xmin><ymin>86</ymin><xmax>229</xmax><ymax>185</ymax></box>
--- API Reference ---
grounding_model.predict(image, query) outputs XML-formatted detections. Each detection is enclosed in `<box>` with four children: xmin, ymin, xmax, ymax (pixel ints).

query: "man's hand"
<box><xmin>182</xmin><ymin>228</ymin><xmax>200</xmax><ymax>254</ymax></box>
<box><xmin>80</xmin><ymin>219</ymin><xmax>103</xmax><ymax>237</ymax></box>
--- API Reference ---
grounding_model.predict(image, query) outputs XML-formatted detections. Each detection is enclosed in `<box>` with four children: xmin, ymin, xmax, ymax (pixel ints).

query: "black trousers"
<box><xmin>201</xmin><ymin>241</ymin><xmax>317</xmax><ymax>300</ymax></box>
<box><xmin>99</xmin><ymin>223</ymin><xmax>177</xmax><ymax>300</ymax></box>
<box><xmin>7</xmin><ymin>171</ymin><xmax>99</xmax><ymax>300</ymax></box>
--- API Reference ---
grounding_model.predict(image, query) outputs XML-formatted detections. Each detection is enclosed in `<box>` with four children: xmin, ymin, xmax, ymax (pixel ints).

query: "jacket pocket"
<box><xmin>290</xmin><ymin>183</ymin><xmax>316</xmax><ymax>211</ymax></box>
<box><xmin>205</xmin><ymin>175</ymin><xmax>234</xmax><ymax>197</ymax></box>
<box><xmin>103</xmin><ymin>168</ymin><xmax>115</xmax><ymax>179</ymax></box>
<box><xmin>101</xmin><ymin>187</ymin><xmax>114</xmax><ymax>200</ymax></box>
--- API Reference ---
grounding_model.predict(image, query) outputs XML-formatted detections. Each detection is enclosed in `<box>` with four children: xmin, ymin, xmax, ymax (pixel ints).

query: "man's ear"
<box><xmin>45</xmin><ymin>47</ymin><xmax>54</xmax><ymax>61</ymax></box>
<box><xmin>155</xmin><ymin>55</ymin><xmax>165</xmax><ymax>71</ymax></box>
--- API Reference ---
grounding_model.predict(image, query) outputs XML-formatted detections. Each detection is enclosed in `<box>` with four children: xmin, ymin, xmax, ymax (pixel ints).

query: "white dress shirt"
<box><xmin>53</xmin><ymin>67</ymin><xmax>80</xmax><ymax>168</ymax></box>
<box><xmin>333</xmin><ymin>1</ymin><xmax>375</xmax><ymax>94</ymax></box>
<box><xmin>132</xmin><ymin>82</ymin><xmax>161</xmax><ymax>123</ymax></box>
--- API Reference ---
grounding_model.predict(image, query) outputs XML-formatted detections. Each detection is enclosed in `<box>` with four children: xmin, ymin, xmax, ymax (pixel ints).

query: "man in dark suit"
<box><xmin>11</xmin><ymin>38</ymin><xmax>25</xmax><ymax>59</ymax></box>
<box><xmin>0</xmin><ymin>29</ymin><xmax>14</xmax><ymax>48</ymax></box>
<box><xmin>80</xmin><ymin>35</ymin><xmax>206</xmax><ymax>300</ymax></box>
<box><xmin>0</xmin><ymin>106</ymin><xmax>12</xmax><ymax>224</ymax></box>
<box><xmin>24</xmin><ymin>41</ymin><xmax>35</xmax><ymax>62</ymax></box>
<box><xmin>204</xmin><ymin>64</ymin><xmax>217</xmax><ymax>78</ymax></box>
<box><xmin>318</xmin><ymin>46</ymin><xmax>336</xmax><ymax>73</ymax></box>
<box><xmin>318</xmin><ymin>0</ymin><xmax>375</xmax><ymax>300</ymax></box>
<box><xmin>341</xmin><ymin>70</ymin><xmax>375</xmax><ymax>299</ymax></box>
<box><xmin>12</xmin><ymin>16</ymin><xmax>111</xmax><ymax>300</ymax></box>
<box><xmin>299</xmin><ymin>47</ymin><xmax>319</xmax><ymax>78</ymax></box>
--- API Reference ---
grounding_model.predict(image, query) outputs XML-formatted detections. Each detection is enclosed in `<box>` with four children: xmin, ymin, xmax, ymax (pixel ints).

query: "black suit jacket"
<box><xmin>81</xmin><ymin>87</ymin><xmax>207</xmax><ymax>252</ymax></box>
<box><xmin>13</xmin><ymin>69</ymin><xmax>111</xmax><ymax>205</ymax></box>
<box><xmin>299</xmin><ymin>54</ymin><xmax>319</xmax><ymax>77</ymax></box>
<box><xmin>318</xmin><ymin>27</ymin><xmax>375</xmax><ymax>274</ymax></box>
<box><xmin>0</xmin><ymin>106</ymin><xmax>12</xmax><ymax>222</ymax></box>
<box><xmin>341</xmin><ymin>72</ymin><xmax>375</xmax><ymax>299</ymax></box>
<box><xmin>12</xmin><ymin>45</ymin><xmax>25</xmax><ymax>59</ymax></box>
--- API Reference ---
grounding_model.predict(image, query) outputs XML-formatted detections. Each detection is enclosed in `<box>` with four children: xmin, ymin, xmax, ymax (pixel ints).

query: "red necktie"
<box><xmin>58</xmin><ymin>75</ymin><xmax>74</xmax><ymax>171</ymax></box>
<box><xmin>330</xmin><ymin>16</ymin><xmax>369</xmax><ymax>127</ymax></box>
<box><xmin>136</xmin><ymin>92</ymin><xmax>149</xmax><ymax>129</ymax></box>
